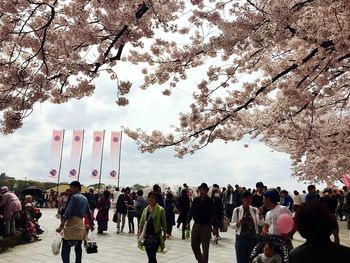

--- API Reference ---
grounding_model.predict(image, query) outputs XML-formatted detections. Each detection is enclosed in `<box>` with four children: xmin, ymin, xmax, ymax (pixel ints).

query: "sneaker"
<box><xmin>116</xmin><ymin>228</ymin><xmax>120</xmax><ymax>234</ymax></box>
<box><xmin>121</xmin><ymin>228</ymin><xmax>124</xmax><ymax>233</ymax></box>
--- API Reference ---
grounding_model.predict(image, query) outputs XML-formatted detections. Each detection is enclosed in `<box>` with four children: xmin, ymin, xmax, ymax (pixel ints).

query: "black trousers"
<box><xmin>226</xmin><ymin>204</ymin><xmax>235</xmax><ymax>221</ymax></box>
<box><xmin>145</xmin><ymin>236</ymin><xmax>160</xmax><ymax>263</ymax></box>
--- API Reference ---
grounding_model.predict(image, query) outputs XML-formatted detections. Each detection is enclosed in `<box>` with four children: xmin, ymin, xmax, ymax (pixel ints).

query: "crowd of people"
<box><xmin>48</xmin><ymin>181</ymin><xmax>350</xmax><ymax>263</ymax></box>
<box><xmin>0</xmin><ymin>186</ymin><xmax>44</xmax><ymax>242</ymax></box>
<box><xmin>2</xmin><ymin>181</ymin><xmax>350</xmax><ymax>263</ymax></box>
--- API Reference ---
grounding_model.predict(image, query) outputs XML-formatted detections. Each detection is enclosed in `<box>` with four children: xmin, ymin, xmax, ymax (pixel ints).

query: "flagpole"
<box><xmin>98</xmin><ymin>130</ymin><xmax>105</xmax><ymax>195</ymax></box>
<box><xmin>117</xmin><ymin>131</ymin><xmax>123</xmax><ymax>188</ymax></box>
<box><xmin>56</xmin><ymin>129</ymin><xmax>65</xmax><ymax>195</ymax></box>
<box><xmin>77</xmin><ymin>130</ymin><xmax>84</xmax><ymax>182</ymax></box>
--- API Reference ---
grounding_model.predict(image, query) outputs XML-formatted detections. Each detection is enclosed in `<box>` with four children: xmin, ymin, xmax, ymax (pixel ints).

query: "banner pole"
<box><xmin>117</xmin><ymin>131</ymin><xmax>123</xmax><ymax>188</ymax></box>
<box><xmin>77</xmin><ymin>130</ymin><xmax>85</xmax><ymax>182</ymax></box>
<box><xmin>56</xmin><ymin>129</ymin><xmax>65</xmax><ymax>195</ymax></box>
<box><xmin>98</xmin><ymin>130</ymin><xmax>105</xmax><ymax>195</ymax></box>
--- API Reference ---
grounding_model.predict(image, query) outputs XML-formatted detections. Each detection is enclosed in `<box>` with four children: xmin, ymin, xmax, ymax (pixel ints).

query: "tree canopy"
<box><xmin>0</xmin><ymin>0</ymin><xmax>349</xmax><ymax>183</ymax></box>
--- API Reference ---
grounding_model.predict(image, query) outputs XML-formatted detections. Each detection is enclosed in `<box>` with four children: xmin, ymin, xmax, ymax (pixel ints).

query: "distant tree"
<box><xmin>132</xmin><ymin>184</ymin><xmax>145</xmax><ymax>191</ymax></box>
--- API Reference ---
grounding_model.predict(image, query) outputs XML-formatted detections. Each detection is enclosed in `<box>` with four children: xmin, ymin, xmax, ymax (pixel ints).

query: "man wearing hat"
<box><xmin>0</xmin><ymin>186</ymin><xmax>22</xmax><ymax>236</ymax></box>
<box><xmin>262</xmin><ymin>189</ymin><xmax>293</xmax><ymax>237</ymax></box>
<box><xmin>187</xmin><ymin>183</ymin><xmax>216</xmax><ymax>263</ymax></box>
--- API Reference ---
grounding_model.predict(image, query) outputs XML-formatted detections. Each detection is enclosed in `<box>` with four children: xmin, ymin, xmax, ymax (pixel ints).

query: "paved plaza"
<box><xmin>1</xmin><ymin>209</ymin><xmax>350</xmax><ymax>262</ymax></box>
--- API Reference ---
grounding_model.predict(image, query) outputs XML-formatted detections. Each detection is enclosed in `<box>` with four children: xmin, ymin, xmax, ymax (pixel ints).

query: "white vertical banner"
<box><xmin>49</xmin><ymin>130</ymin><xmax>64</xmax><ymax>179</ymax></box>
<box><xmin>68</xmin><ymin>130</ymin><xmax>84</xmax><ymax>178</ymax></box>
<box><xmin>109</xmin><ymin>131</ymin><xmax>122</xmax><ymax>179</ymax></box>
<box><xmin>91</xmin><ymin>131</ymin><xmax>104</xmax><ymax>179</ymax></box>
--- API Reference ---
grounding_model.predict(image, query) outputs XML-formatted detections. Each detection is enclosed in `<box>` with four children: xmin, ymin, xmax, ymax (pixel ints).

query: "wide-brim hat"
<box><xmin>0</xmin><ymin>186</ymin><xmax>9</xmax><ymax>194</ymax></box>
<box><xmin>198</xmin><ymin>183</ymin><xmax>209</xmax><ymax>191</ymax></box>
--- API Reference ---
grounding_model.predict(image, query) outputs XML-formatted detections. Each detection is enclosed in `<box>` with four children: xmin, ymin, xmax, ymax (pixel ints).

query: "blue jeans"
<box><xmin>235</xmin><ymin>234</ymin><xmax>257</xmax><ymax>263</ymax></box>
<box><xmin>61</xmin><ymin>239</ymin><xmax>82</xmax><ymax>263</ymax></box>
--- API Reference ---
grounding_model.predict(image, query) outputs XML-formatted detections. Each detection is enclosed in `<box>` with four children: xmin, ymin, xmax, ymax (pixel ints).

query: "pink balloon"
<box><xmin>277</xmin><ymin>213</ymin><xmax>294</xmax><ymax>234</ymax></box>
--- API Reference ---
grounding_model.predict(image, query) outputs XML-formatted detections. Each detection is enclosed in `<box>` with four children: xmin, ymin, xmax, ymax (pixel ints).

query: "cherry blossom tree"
<box><xmin>0</xmin><ymin>0</ymin><xmax>183</xmax><ymax>131</ymax></box>
<box><xmin>125</xmin><ymin>0</ymin><xmax>350</xmax><ymax>183</ymax></box>
<box><xmin>1</xmin><ymin>0</ymin><xmax>349</xmax><ymax>182</ymax></box>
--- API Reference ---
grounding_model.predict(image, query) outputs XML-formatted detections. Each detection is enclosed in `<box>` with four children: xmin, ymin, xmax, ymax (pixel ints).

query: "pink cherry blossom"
<box><xmin>0</xmin><ymin>0</ymin><xmax>349</xmax><ymax>183</ymax></box>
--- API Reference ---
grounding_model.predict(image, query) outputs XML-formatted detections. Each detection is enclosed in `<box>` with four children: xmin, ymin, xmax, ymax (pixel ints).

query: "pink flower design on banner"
<box><xmin>54</xmin><ymin>135</ymin><xmax>61</xmax><ymax>141</ymax></box>
<box><xmin>92</xmin><ymin>169</ymin><xmax>99</xmax><ymax>177</ymax></box>
<box><xmin>50</xmin><ymin>169</ymin><xmax>57</xmax><ymax>176</ymax></box>
<box><xmin>95</xmin><ymin>136</ymin><xmax>101</xmax><ymax>142</ymax></box>
<box><xmin>113</xmin><ymin>137</ymin><xmax>119</xmax><ymax>143</ymax></box>
<box><xmin>110</xmin><ymin>170</ymin><xmax>117</xmax><ymax>178</ymax></box>
<box><xmin>74</xmin><ymin>136</ymin><xmax>80</xmax><ymax>141</ymax></box>
<box><xmin>69</xmin><ymin>169</ymin><xmax>77</xmax><ymax>176</ymax></box>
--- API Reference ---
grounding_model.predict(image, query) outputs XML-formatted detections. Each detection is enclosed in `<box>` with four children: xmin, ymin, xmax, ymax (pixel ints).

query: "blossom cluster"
<box><xmin>1</xmin><ymin>0</ymin><xmax>349</xmax><ymax>182</ymax></box>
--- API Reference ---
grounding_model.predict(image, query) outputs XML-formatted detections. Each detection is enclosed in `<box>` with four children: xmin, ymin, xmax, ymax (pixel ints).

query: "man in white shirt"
<box><xmin>262</xmin><ymin>189</ymin><xmax>293</xmax><ymax>236</ymax></box>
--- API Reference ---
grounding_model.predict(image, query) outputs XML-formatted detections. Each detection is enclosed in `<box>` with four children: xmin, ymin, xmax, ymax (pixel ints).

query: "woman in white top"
<box><xmin>232</xmin><ymin>191</ymin><xmax>264</xmax><ymax>263</ymax></box>
<box><xmin>293</xmin><ymin>190</ymin><xmax>302</xmax><ymax>213</ymax></box>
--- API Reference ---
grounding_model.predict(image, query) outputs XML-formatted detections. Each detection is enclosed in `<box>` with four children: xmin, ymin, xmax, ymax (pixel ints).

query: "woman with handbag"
<box><xmin>96</xmin><ymin>190</ymin><xmax>111</xmax><ymax>234</ymax></box>
<box><xmin>138</xmin><ymin>191</ymin><xmax>167</xmax><ymax>263</ymax></box>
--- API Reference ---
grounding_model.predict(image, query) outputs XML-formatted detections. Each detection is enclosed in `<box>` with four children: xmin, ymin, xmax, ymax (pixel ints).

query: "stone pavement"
<box><xmin>1</xmin><ymin>209</ymin><xmax>350</xmax><ymax>263</ymax></box>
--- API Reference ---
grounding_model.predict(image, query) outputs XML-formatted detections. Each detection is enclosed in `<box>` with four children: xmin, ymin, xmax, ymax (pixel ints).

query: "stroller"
<box><xmin>250</xmin><ymin>235</ymin><xmax>290</xmax><ymax>263</ymax></box>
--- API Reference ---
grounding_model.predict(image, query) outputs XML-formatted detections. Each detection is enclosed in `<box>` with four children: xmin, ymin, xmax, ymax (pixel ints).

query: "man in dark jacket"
<box><xmin>234</xmin><ymin>184</ymin><xmax>242</xmax><ymax>208</ymax></box>
<box><xmin>289</xmin><ymin>201</ymin><xmax>350</xmax><ymax>263</ymax></box>
<box><xmin>116</xmin><ymin>187</ymin><xmax>129</xmax><ymax>233</ymax></box>
<box><xmin>187</xmin><ymin>183</ymin><xmax>216</xmax><ymax>263</ymax></box>
<box><xmin>223</xmin><ymin>184</ymin><xmax>235</xmax><ymax>222</ymax></box>
<box><xmin>83</xmin><ymin>187</ymin><xmax>98</xmax><ymax>212</ymax></box>
<box><xmin>177</xmin><ymin>188</ymin><xmax>190</xmax><ymax>239</ymax></box>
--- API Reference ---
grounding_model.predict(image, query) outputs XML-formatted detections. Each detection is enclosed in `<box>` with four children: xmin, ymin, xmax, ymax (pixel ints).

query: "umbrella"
<box><xmin>21</xmin><ymin>186</ymin><xmax>44</xmax><ymax>196</ymax></box>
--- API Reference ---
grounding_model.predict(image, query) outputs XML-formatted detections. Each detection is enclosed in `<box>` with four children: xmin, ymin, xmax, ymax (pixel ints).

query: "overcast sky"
<box><xmin>0</xmin><ymin>58</ymin><xmax>325</xmax><ymax>193</ymax></box>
